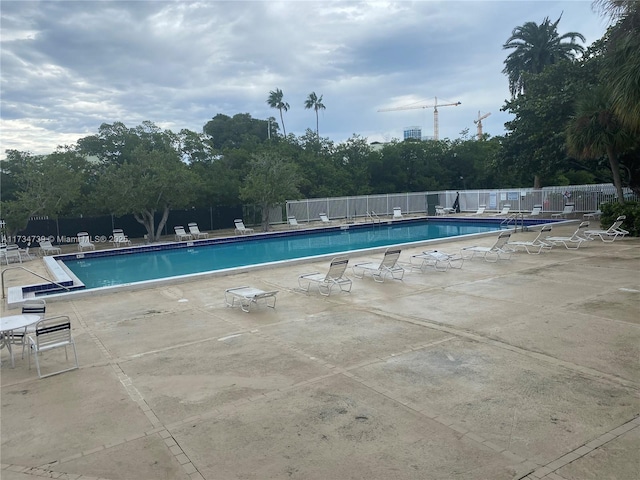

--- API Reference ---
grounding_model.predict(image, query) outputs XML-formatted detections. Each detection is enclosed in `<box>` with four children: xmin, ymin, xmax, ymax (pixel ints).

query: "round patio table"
<box><xmin>1</xmin><ymin>314</ymin><xmax>40</xmax><ymax>368</ymax></box>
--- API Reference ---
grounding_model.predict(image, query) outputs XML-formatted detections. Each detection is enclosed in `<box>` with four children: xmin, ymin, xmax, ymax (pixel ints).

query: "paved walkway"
<box><xmin>1</xmin><ymin>222</ymin><xmax>639</xmax><ymax>480</ymax></box>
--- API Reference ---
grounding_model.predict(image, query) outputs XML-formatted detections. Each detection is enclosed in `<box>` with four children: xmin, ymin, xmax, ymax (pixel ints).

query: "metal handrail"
<box><xmin>1</xmin><ymin>266</ymin><xmax>71</xmax><ymax>299</ymax></box>
<box><xmin>366</xmin><ymin>211</ymin><xmax>381</xmax><ymax>224</ymax></box>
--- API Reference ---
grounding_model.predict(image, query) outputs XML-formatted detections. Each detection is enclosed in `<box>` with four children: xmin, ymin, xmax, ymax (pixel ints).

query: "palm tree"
<box><xmin>502</xmin><ymin>16</ymin><xmax>586</xmax><ymax>97</ymax></box>
<box><xmin>566</xmin><ymin>86</ymin><xmax>633</xmax><ymax>204</ymax></box>
<box><xmin>594</xmin><ymin>0</ymin><xmax>640</xmax><ymax>133</ymax></box>
<box><xmin>304</xmin><ymin>92</ymin><xmax>326</xmax><ymax>135</ymax></box>
<box><xmin>266</xmin><ymin>88</ymin><xmax>290</xmax><ymax>137</ymax></box>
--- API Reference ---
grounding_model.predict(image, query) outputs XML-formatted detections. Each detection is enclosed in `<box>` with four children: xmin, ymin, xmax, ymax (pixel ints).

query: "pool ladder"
<box><xmin>366</xmin><ymin>211</ymin><xmax>381</xmax><ymax>226</ymax></box>
<box><xmin>500</xmin><ymin>212</ymin><xmax>526</xmax><ymax>232</ymax></box>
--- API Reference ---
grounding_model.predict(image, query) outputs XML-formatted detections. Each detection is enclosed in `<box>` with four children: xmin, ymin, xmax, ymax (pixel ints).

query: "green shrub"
<box><xmin>600</xmin><ymin>202</ymin><xmax>640</xmax><ymax>237</ymax></box>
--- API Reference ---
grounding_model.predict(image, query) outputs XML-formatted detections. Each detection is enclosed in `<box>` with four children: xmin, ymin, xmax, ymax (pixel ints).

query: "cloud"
<box><xmin>0</xmin><ymin>1</ymin><xmax>608</xmax><ymax>158</ymax></box>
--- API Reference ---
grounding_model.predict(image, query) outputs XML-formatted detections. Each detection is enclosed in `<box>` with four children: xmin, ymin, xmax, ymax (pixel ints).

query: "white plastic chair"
<box><xmin>234</xmin><ymin>219</ymin><xmax>254</xmax><ymax>235</ymax></box>
<box><xmin>288</xmin><ymin>216</ymin><xmax>301</xmax><ymax>229</ymax></box>
<box><xmin>38</xmin><ymin>239</ymin><xmax>61</xmax><ymax>256</ymax></box>
<box><xmin>77</xmin><ymin>232</ymin><xmax>95</xmax><ymax>251</ymax></box>
<box><xmin>188</xmin><ymin>222</ymin><xmax>209</xmax><ymax>239</ymax></box>
<box><xmin>174</xmin><ymin>226</ymin><xmax>193</xmax><ymax>241</ymax></box>
<box><xmin>319</xmin><ymin>213</ymin><xmax>332</xmax><ymax>224</ymax></box>
<box><xmin>28</xmin><ymin>315</ymin><xmax>79</xmax><ymax>378</ymax></box>
<box><xmin>112</xmin><ymin>229</ymin><xmax>132</xmax><ymax>247</ymax></box>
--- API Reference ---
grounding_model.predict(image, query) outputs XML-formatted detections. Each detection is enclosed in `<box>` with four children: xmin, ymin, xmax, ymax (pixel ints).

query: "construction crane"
<box><xmin>377</xmin><ymin>96</ymin><xmax>461</xmax><ymax>141</ymax></box>
<box><xmin>473</xmin><ymin>111</ymin><xmax>491</xmax><ymax>140</ymax></box>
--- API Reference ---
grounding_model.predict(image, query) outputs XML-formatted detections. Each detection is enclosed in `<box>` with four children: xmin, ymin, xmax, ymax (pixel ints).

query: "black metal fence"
<box><xmin>13</xmin><ymin>206</ymin><xmax>243</xmax><ymax>247</ymax></box>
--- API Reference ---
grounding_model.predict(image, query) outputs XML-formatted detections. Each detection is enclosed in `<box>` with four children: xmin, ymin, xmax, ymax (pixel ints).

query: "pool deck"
<box><xmin>1</xmin><ymin>220</ymin><xmax>639</xmax><ymax>480</ymax></box>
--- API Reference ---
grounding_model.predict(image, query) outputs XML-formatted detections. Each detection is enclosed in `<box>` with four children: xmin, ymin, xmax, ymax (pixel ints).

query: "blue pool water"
<box><xmin>59</xmin><ymin>219</ymin><xmax>519</xmax><ymax>290</ymax></box>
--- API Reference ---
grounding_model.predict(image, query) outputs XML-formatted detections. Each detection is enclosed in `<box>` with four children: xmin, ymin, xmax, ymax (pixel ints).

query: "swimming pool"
<box><xmin>11</xmin><ymin>217</ymin><xmax>553</xmax><ymax>301</ymax></box>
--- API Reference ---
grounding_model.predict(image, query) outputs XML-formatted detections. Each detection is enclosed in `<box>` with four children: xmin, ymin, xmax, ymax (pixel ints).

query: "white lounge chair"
<box><xmin>506</xmin><ymin>225</ymin><xmax>553</xmax><ymax>254</ymax></box>
<box><xmin>410</xmin><ymin>250</ymin><xmax>464</xmax><ymax>272</ymax></box>
<box><xmin>188</xmin><ymin>222</ymin><xmax>209</xmax><ymax>239</ymax></box>
<box><xmin>38</xmin><ymin>239</ymin><xmax>61</xmax><ymax>256</ymax></box>
<box><xmin>28</xmin><ymin>315</ymin><xmax>79</xmax><ymax>379</ymax></box>
<box><xmin>460</xmin><ymin>231</ymin><xmax>513</xmax><ymax>262</ymax></box>
<box><xmin>224</xmin><ymin>286</ymin><xmax>278</xmax><ymax>313</ymax></box>
<box><xmin>234</xmin><ymin>219</ymin><xmax>254</xmax><ymax>235</ymax></box>
<box><xmin>584</xmin><ymin>216</ymin><xmax>628</xmax><ymax>243</ymax></box>
<box><xmin>392</xmin><ymin>207</ymin><xmax>403</xmax><ymax>219</ymax></box>
<box><xmin>288</xmin><ymin>216</ymin><xmax>301</xmax><ymax>229</ymax></box>
<box><xmin>583</xmin><ymin>209</ymin><xmax>602</xmax><ymax>220</ymax></box>
<box><xmin>77</xmin><ymin>232</ymin><xmax>95</xmax><ymax>251</ymax></box>
<box><xmin>495</xmin><ymin>204</ymin><xmax>511</xmax><ymax>216</ymax></box>
<box><xmin>298</xmin><ymin>257</ymin><xmax>353</xmax><ymax>296</ymax></box>
<box><xmin>527</xmin><ymin>205</ymin><xmax>543</xmax><ymax>217</ymax></box>
<box><xmin>435</xmin><ymin>205</ymin><xmax>446</xmax><ymax>216</ymax></box>
<box><xmin>551</xmin><ymin>203</ymin><xmax>575</xmax><ymax>219</ymax></box>
<box><xmin>174</xmin><ymin>226</ymin><xmax>193</xmax><ymax>241</ymax></box>
<box><xmin>544</xmin><ymin>221</ymin><xmax>591</xmax><ymax>249</ymax></box>
<box><xmin>469</xmin><ymin>205</ymin><xmax>486</xmax><ymax>216</ymax></box>
<box><xmin>319</xmin><ymin>213</ymin><xmax>332</xmax><ymax>224</ymax></box>
<box><xmin>112</xmin><ymin>229</ymin><xmax>131</xmax><ymax>247</ymax></box>
<box><xmin>352</xmin><ymin>248</ymin><xmax>405</xmax><ymax>282</ymax></box>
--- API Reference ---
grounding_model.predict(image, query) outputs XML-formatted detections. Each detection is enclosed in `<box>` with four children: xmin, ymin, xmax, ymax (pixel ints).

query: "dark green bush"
<box><xmin>600</xmin><ymin>202</ymin><xmax>639</xmax><ymax>237</ymax></box>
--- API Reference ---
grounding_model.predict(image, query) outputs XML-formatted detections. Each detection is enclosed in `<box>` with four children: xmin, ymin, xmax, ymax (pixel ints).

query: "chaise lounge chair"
<box><xmin>319</xmin><ymin>213</ymin><xmax>332</xmax><ymax>224</ymax></box>
<box><xmin>495</xmin><ymin>204</ymin><xmax>511</xmax><ymax>216</ymax></box>
<box><xmin>544</xmin><ymin>221</ymin><xmax>591</xmax><ymax>249</ymax></box>
<box><xmin>77</xmin><ymin>232</ymin><xmax>95</xmax><ymax>252</ymax></box>
<box><xmin>234</xmin><ymin>219</ymin><xmax>254</xmax><ymax>235</ymax></box>
<box><xmin>410</xmin><ymin>250</ymin><xmax>464</xmax><ymax>272</ymax></box>
<box><xmin>527</xmin><ymin>205</ymin><xmax>543</xmax><ymax>217</ymax></box>
<box><xmin>551</xmin><ymin>203</ymin><xmax>575</xmax><ymax>219</ymax></box>
<box><xmin>584</xmin><ymin>216</ymin><xmax>628</xmax><ymax>243</ymax></box>
<box><xmin>506</xmin><ymin>225</ymin><xmax>553</xmax><ymax>254</ymax></box>
<box><xmin>469</xmin><ymin>205</ymin><xmax>486</xmax><ymax>216</ymax></box>
<box><xmin>38</xmin><ymin>239</ymin><xmax>61</xmax><ymax>256</ymax></box>
<box><xmin>583</xmin><ymin>209</ymin><xmax>602</xmax><ymax>220</ymax></box>
<box><xmin>174</xmin><ymin>226</ymin><xmax>193</xmax><ymax>241</ymax></box>
<box><xmin>392</xmin><ymin>207</ymin><xmax>403</xmax><ymax>219</ymax></box>
<box><xmin>188</xmin><ymin>222</ymin><xmax>209</xmax><ymax>239</ymax></box>
<box><xmin>298</xmin><ymin>257</ymin><xmax>352</xmax><ymax>296</ymax></box>
<box><xmin>224</xmin><ymin>286</ymin><xmax>278</xmax><ymax>313</ymax></box>
<box><xmin>460</xmin><ymin>231</ymin><xmax>512</xmax><ymax>262</ymax></box>
<box><xmin>112</xmin><ymin>229</ymin><xmax>131</xmax><ymax>247</ymax></box>
<box><xmin>352</xmin><ymin>248</ymin><xmax>405</xmax><ymax>282</ymax></box>
<box><xmin>288</xmin><ymin>216</ymin><xmax>301</xmax><ymax>229</ymax></box>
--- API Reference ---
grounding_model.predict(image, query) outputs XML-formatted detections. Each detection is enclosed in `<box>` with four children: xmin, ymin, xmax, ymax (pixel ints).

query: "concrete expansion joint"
<box><xmin>521</xmin><ymin>415</ymin><xmax>639</xmax><ymax>480</ymax></box>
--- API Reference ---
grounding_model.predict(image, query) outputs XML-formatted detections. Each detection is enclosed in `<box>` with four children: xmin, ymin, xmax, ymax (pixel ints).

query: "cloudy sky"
<box><xmin>1</xmin><ymin>1</ymin><xmax>609</xmax><ymax>158</ymax></box>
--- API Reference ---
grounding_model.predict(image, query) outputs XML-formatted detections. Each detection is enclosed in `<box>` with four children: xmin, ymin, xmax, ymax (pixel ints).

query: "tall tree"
<box><xmin>502</xmin><ymin>15</ymin><xmax>586</xmax><ymax>97</ymax></box>
<box><xmin>239</xmin><ymin>151</ymin><xmax>301</xmax><ymax>231</ymax></box>
<box><xmin>266</xmin><ymin>88</ymin><xmax>290</xmax><ymax>137</ymax></box>
<box><xmin>594</xmin><ymin>0</ymin><xmax>640</xmax><ymax>133</ymax></box>
<box><xmin>566</xmin><ymin>86</ymin><xmax>634</xmax><ymax>204</ymax></box>
<box><xmin>304</xmin><ymin>92</ymin><xmax>326</xmax><ymax>135</ymax></box>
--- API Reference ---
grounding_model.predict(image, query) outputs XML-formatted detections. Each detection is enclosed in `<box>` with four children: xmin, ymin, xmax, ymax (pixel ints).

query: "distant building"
<box><xmin>403</xmin><ymin>126</ymin><xmax>421</xmax><ymax>140</ymax></box>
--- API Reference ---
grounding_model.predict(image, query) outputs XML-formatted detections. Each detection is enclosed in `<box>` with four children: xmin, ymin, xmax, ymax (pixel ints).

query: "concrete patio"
<box><xmin>1</xmin><ymin>222</ymin><xmax>639</xmax><ymax>480</ymax></box>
